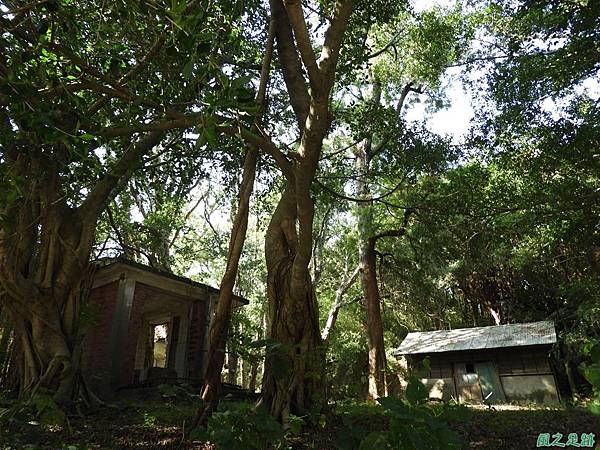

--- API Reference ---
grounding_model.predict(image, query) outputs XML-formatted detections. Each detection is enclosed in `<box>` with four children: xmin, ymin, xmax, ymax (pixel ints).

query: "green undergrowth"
<box><xmin>0</xmin><ymin>384</ymin><xmax>200</xmax><ymax>449</ymax></box>
<box><xmin>3</xmin><ymin>383</ymin><xmax>593</xmax><ymax>450</ymax></box>
<box><xmin>333</xmin><ymin>378</ymin><xmax>471</xmax><ymax>449</ymax></box>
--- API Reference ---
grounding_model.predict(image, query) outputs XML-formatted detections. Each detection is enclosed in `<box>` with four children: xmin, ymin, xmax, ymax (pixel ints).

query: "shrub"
<box><xmin>581</xmin><ymin>341</ymin><xmax>600</xmax><ymax>418</ymax></box>
<box><xmin>337</xmin><ymin>377</ymin><xmax>469</xmax><ymax>450</ymax></box>
<box><xmin>190</xmin><ymin>402</ymin><xmax>284</xmax><ymax>450</ymax></box>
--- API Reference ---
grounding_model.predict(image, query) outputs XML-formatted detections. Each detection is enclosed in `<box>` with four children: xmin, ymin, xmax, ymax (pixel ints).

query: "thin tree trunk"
<box><xmin>194</xmin><ymin>147</ymin><xmax>258</xmax><ymax>424</ymax></box>
<box><xmin>590</xmin><ymin>246</ymin><xmax>600</xmax><ymax>276</ymax></box>
<box><xmin>194</xmin><ymin>20</ymin><xmax>274</xmax><ymax>426</ymax></box>
<box><xmin>355</xmin><ymin>79</ymin><xmax>387</xmax><ymax>401</ymax></box>
<box><xmin>249</xmin><ymin>322</ymin><xmax>263</xmax><ymax>392</ymax></box>
<box><xmin>359</xmin><ymin>236</ymin><xmax>388</xmax><ymax>401</ymax></box>
<box><xmin>489</xmin><ymin>307</ymin><xmax>501</xmax><ymax>325</ymax></box>
<box><xmin>227</xmin><ymin>332</ymin><xmax>239</xmax><ymax>384</ymax></box>
<box><xmin>322</xmin><ymin>266</ymin><xmax>359</xmax><ymax>343</ymax></box>
<box><xmin>249</xmin><ymin>362</ymin><xmax>259</xmax><ymax>392</ymax></box>
<box><xmin>241</xmin><ymin>354</ymin><xmax>248</xmax><ymax>389</ymax></box>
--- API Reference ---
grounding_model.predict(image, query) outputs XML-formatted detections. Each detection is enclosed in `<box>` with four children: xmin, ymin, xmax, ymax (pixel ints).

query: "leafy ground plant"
<box><xmin>337</xmin><ymin>376</ymin><xmax>470</xmax><ymax>450</ymax></box>
<box><xmin>190</xmin><ymin>401</ymin><xmax>285</xmax><ymax>450</ymax></box>
<box><xmin>581</xmin><ymin>341</ymin><xmax>600</xmax><ymax>422</ymax></box>
<box><xmin>0</xmin><ymin>389</ymin><xmax>69</xmax><ymax>448</ymax></box>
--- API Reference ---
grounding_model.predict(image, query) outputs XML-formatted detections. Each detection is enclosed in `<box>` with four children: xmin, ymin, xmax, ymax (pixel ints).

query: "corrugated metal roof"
<box><xmin>393</xmin><ymin>321</ymin><xmax>556</xmax><ymax>355</ymax></box>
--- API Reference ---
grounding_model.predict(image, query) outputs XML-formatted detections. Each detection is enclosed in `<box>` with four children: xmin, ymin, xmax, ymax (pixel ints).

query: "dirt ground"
<box><xmin>0</xmin><ymin>396</ymin><xmax>597</xmax><ymax>449</ymax></box>
<box><xmin>451</xmin><ymin>406</ymin><xmax>597</xmax><ymax>450</ymax></box>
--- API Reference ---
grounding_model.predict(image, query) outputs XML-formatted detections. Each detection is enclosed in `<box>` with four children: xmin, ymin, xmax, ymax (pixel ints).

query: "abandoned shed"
<box><xmin>82</xmin><ymin>258</ymin><xmax>248</xmax><ymax>396</ymax></box>
<box><xmin>393</xmin><ymin>321</ymin><xmax>560</xmax><ymax>404</ymax></box>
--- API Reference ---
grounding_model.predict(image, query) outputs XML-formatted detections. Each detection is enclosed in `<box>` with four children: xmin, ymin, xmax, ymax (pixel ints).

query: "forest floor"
<box><xmin>0</xmin><ymin>390</ymin><xmax>596</xmax><ymax>449</ymax></box>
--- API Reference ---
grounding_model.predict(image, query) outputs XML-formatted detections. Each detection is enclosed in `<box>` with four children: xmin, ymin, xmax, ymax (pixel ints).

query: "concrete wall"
<box><xmin>186</xmin><ymin>300</ymin><xmax>208</xmax><ymax>379</ymax></box>
<box><xmin>115</xmin><ymin>280</ymin><xmax>145</xmax><ymax>386</ymax></box>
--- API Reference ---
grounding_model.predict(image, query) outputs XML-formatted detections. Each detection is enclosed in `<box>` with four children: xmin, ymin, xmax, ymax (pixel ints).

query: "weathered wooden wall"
<box><xmin>407</xmin><ymin>345</ymin><xmax>559</xmax><ymax>404</ymax></box>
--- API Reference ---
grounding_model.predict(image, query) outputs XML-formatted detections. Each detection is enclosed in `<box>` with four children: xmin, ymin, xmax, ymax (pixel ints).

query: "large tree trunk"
<box><xmin>259</xmin><ymin>0</ymin><xmax>352</xmax><ymax>421</ymax></box>
<box><xmin>0</xmin><ymin>305</ymin><xmax>15</xmax><ymax>391</ymax></box>
<box><xmin>0</xmin><ymin>136</ymin><xmax>162</xmax><ymax>404</ymax></box>
<box><xmin>261</xmin><ymin>186</ymin><xmax>323</xmax><ymax>421</ymax></box>
<box><xmin>1</xmin><ymin>213</ymin><xmax>97</xmax><ymax>405</ymax></box>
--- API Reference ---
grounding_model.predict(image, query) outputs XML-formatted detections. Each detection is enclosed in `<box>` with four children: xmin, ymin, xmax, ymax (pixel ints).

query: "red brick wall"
<box><xmin>83</xmin><ymin>279</ymin><xmax>210</xmax><ymax>390</ymax></box>
<box><xmin>82</xmin><ymin>280</ymin><xmax>119</xmax><ymax>392</ymax></box>
<box><xmin>82</xmin><ymin>279</ymin><xmax>144</xmax><ymax>389</ymax></box>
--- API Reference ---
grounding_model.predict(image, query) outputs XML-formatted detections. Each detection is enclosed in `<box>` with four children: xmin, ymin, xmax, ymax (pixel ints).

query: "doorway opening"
<box><xmin>151</xmin><ymin>323</ymin><xmax>169</xmax><ymax>368</ymax></box>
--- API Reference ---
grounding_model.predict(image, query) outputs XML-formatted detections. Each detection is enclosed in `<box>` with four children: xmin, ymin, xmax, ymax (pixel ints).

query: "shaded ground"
<box><xmin>1</xmin><ymin>393</ymin><xmax>596</xmax><ymax>449</ymax></box>
<box><xmin>451</xmin><ymin>406</ymin><xmax>597</xmax><ymax>450</ymax></box>
<box><xmin>1</xmin><ymin>399</ymin><xmax>205</xmax><ymax>449</ymax></box>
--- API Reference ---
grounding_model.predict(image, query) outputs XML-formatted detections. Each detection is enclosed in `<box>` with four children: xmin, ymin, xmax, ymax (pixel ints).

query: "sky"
<box><xmin>404</xmin><ymin>67</ymin><xmax>475</xmax><ymax>143</ymax></box>
<box><xmin>405</xmin><ymin>0</ymin><xmax>475</xmax><ymax>143</ymax></box>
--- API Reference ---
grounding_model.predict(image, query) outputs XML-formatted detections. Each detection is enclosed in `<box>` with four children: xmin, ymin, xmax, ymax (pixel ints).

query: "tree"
<box><xmin>315</xmin><ymin>5</ymin><xmax>472</xmax><ymax>399</ymax></box>
<box><xmin>0</xmin><ymin>0</ymin><xmax>239</xmax><ymax>403</ymax></box>
<box><xmin>196</xmin><ymin>18</ymin><xmax>274</xmax><ymax>423</ymax></box>
<box><xmin>251</xmin><ymin>0</ymin><xmax>355</xmax><ymax>421</ymax></box>
<box><xmin>98</xmin><ymin>135</ymin><xmax>208</xmax><ymax>272</ymax></box>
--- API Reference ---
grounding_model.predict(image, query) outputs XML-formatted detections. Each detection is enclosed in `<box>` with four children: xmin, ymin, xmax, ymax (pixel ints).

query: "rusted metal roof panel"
<box><xmin>394</xmin><ymin>321</ymin><xmax>556</xmax><ymax>355</ymax></box>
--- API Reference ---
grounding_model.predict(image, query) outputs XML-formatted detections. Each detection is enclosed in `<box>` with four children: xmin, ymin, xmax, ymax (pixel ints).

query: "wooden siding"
<box><xmin>408</xmin><ymin>345</ymin><xmax>559</xmax><ymax>404</ymax></box>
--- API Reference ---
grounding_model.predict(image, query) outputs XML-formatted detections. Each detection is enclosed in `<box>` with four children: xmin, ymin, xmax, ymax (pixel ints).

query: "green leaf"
<box><xmin>405</xmin><ymin>376</ymin><xmax>429</xmax><ymax>405</ymax></box>
<box><xmin>40</xmin><ymin>408</ymin><xmax>66</xmax><ymax>427</ymax></box>
<box><xmin>189</xmin><ymin>426</ymin><xmax>209</xmax><ymax>441</ymax></box>
<box><xmin>582</xmin><ymin>366</ymin><xmax>600</xmax><ymax>387</ymax></box>
<box><xmin>358</xmin><ymin>431</ymin><xmax>389</xmax><ymax>449</ymax></box>
<box><xmin>231</xmin><ymin>76</ymin><xmax>252</xmax><ymax>90</ymax></box>
<box><xmin>588</xmin><ymin>399</ymin><xmax>600</xmax><ymax>416</ymax></box>
<box><xmin>287</xmin><ymin>414</ymin><xmax>304</xmax><ymax>436</ymax></box>
<box><xmin>183</xmin><ymin>60</ymin><xmax>194</xmax><ymax>79</ymax></box>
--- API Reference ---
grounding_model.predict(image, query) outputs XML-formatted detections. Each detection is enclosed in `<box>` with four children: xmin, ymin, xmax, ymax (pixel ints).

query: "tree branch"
<box><xmin>318</xmin><ymin>0</ymin><xmax>353</xmax><ymax>91</ymax></box>
<box><xmin>78</xmin><ymin>131</ymin><xmax>164</xmax><ymax>223</ymax></box>
<box><xmin>371</xmin><ymin>209</ymin><xmax>412</xmax><ymax>242</ymax></box>
<box><xmin>270</xmin><ymin>0</ymin><xmax>311</xmax><ymax>130</ymax></box>
<box><xmin>316</xmin><ymin>172</ymin><xmax>409</xmax><ymax>205</ymax></box>
<box><xmin>283</xmin><ymin>0</ymin><xmax>321</xmax><ymax>90</ymax></box>
<box><xmin>369</xmin><ymin>81</ymin><xmax>420</xmax><ymax>160</ymax></box>
<box><xmin>217</xmin><ymin>124</ymin><xmax>295</xmax><ymax>183</ymax></box>
<box><xmin>96</xmin><ymin>114</ymin><xmax>205</xmax><ymax>138</ymax></box>
<box><xmin>105</xmin><ymin>206</ymin><xmax>155</xmax><ymax>263</ymax></box>
<box><xmin>321</xmin><ymin>265</ymin><xmax>359</xmax><ymax>343</ymax></box>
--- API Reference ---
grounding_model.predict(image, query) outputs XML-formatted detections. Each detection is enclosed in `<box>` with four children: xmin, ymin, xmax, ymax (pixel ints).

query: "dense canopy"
<box><xmin>1</xmin><ymin>0</ymin><xmax>599</xmax><ymax>448</ymax></box>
